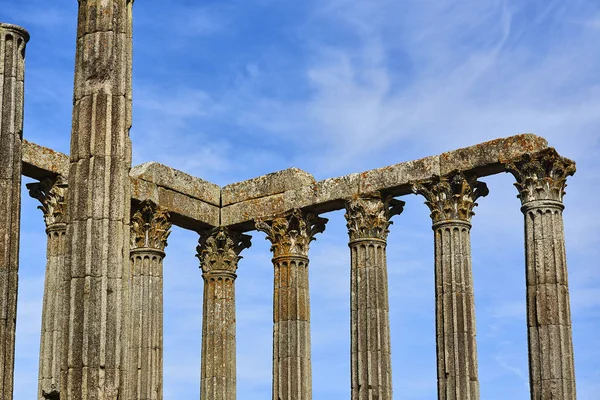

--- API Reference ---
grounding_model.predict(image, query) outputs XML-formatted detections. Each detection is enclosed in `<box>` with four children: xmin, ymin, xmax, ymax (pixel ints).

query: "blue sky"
<box><xmin>2</xmin><ymin>0</ymin><xmax>600</xmax><ymax>398</ymax></box>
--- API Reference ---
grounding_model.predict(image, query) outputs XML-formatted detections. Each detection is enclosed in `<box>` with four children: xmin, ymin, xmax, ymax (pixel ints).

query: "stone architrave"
<box><xmin>197</xmin><ymin>227</ymin><xmax>251</xmax><ymax>400</ymax></box>
<box><xmin>0</xmin><ymin>22</ymin><xmax>29</xmax><ymax>398</ymax></box>
<box><xmin>27</xmin><ymin>177</ymin><xmax>68</xmax><ymax>400</ymax></box>
<box><xmin>127</xmin><ymin>201</ymin><xmax>171</xmax><ymax>400</ymax></box>
<box><xmin>413</xmin><ymin>172</ymin><xmax>488</xmax><ymax>400</ymax></box>
<box><xmin>256</xmin><ymin>209</ymin><xmax>327</xmax><ymax>400</ymax></box>
<box><xmin>61</xmin><ymin>1</ymin><xmax>134</xmax><ymax>397</ymax></box>
<box><xmin>344</xmin><ymin>194</ymin><xmax>404</xmax><ymax>400</ymax></box>
<box><xmin>504</xmin><ymin>149</ymin><xmax>577</xmax><ymax>400</ymax></box>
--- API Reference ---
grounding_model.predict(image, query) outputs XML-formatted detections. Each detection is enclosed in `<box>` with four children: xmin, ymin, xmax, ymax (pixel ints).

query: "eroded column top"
<box><xmin>256</xmin><ymin>208</ymin><xmax>327</xmax><ymax>259</ymax></box>
<box><xmin>197</xmin><ymin>227</ymin><xmax>252</xmax><ymax>279</ymax></box>
<box><xmin>412</xmin><ymin>172</ymin><xmax>489</xmax><ymax>226</ymax></box>
<box><xmin>0</xmin><ymin>23</ymin><xmax>30</xmax><ymax>42</ymax></box>
<box><xmin>345</xmin><ymin>193</ymin><xmax>404</xmax><ymax>242</ymax></box>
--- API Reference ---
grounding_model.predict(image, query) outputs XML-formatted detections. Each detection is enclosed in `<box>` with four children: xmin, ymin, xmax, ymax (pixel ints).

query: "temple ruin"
<box><xmin>0</xmin><ymin>1</ymin><xmax>578</xmax><ymax>399</ymax></box>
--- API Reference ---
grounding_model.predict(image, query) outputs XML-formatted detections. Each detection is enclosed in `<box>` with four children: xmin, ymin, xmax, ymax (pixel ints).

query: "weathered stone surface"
<box><xmin>23</xmin><ymin>134</ymin><xmax>551</xmax><ymax>230</ymax></box>
<box><xmin>222</xmin><ymin>167</ymin><xmax>315</xmax><ymax>206</ymax></box>
<box><xmin>504</xmin><ymin>149</ymin><xmax>577</xmax><ymax>400</ymax></box>
<box><xmin>22</xmin><ymin>140</ymin><xmax>69</xmax><ymax>180</ymax></box>
<box><xmin>440</xmin><ymin>134</ymin><xmax>549</xmax><ymax>176</ymax></box>
<box><xmin>413</xmin><ymin>172</ymin><xmax>488</xmax><ymax>400</ymax></box>
<box><xmin>22</xmin><ymin>142</ymin><xmax>221</xmax><ymax>230</ymax></box>
<box><xmin>127</xmin><ymin>201</ymin><xmax>171</xmax><ymax>400</ymax></box>
<box><xmin>131</xmin><ymin>162</ymin><xmax>220</xmax><ymax>207</ymax></box>
<box><xmin>61</xmin><ymin>2</ymin><xmax>134</xmax><ymax>398</ymax></box>
<box><xmin>222</xmin><ymin>134</ymin><xmax>549</xmax><ymax>228</ymax></box>
<box><xmin>360</xmin><ymin>155</ymin><xmax>441</xmax><ymax>195</ymax></box>
<box><xmin>345</xmin><ymin>194</ymin><xmax>404</xmax><ymax>400</ymax></box>
<box><xmin>0</xmin><ymin>21</ymin><xmax>28</xmax><ymax>398</ymax></box>
<box><xmin>130</xmin><ymin>177</ymin><xmax>219</xmax><ymax>230</ymax></box>
<box><xmin>314</xmin><ymin>173</ymin><xmax>360</xmax><ymax>209</ymax></box>
<box><xmin>197</xmin><ymin>227</ymin><xmax>251</xmax><ymax>400</ymax></box>
<box><xmin>221</xmin><ymin>193</ymin><xmax>286</xmax><ymax>229</ymax></box>
<box><xmin>27</xmin><ymin>177</ymin><xmax>68</xmax><ymax>400</ymax></box>
<box><xmin>256</xmin><ymin>209</ymin><xmax>327</xmax><ymax>400</ymax></box>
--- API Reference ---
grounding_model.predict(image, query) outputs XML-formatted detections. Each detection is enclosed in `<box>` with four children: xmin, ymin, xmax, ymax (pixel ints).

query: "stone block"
<box><xmin>130</xmin><ymin>162</ymin><xmax>220</xmax><ymax>206</ymax></box>
<box><xmin>222</xmin><ymin>168</ymin><xmax>315</xmax><ymax>206</ymax></box>
<box><xmin>284</xmin><ymin>186</ymin><xmax>317</xmax><ymax>211</ymax></box>
<box><xmin>22</xmin><ymin>140</ymin><xmax>69</xmax><ymax>179</ymax></box>
<box><xmin>439</xmin><ymin>134</ymin><xmax>549</xmax><ymax>176</ymax></box>
<box><xmin>221</xmin><ymin>193</ymin><xmax>286</xmax><ymax>227</ymax></box>
<box><xmin>130</xmin><ymin>177</ymin><xmax>159</xmax><ymax>205</ymax></box>
<box><xmin>157</xmin><ymin>186</ymin><xmax>220</xmax><ymax>228</ymax></box>
<box><xmin>314</xmin><ymin>173</ymin><xmax>360</xmax><ymax>205</ymax></box>
<box><xmin>359</xmin><ymin>155</ymin><xmax>440</xmax><ymax>195</ymax></box>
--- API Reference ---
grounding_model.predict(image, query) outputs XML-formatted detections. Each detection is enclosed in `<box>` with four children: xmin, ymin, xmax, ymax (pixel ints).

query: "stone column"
<box><xmin>504</xmin><ymin>149</ymin><xmax>577</xmax><ymax>400</ymax></box>
<box><xmin>344</xmin><ymin>194</ymin><xmax>404</xmax><ymax>400</ymax></box>
<box><xmin>0</xmin><ymin>22</ymin><xmax>28</xmax><ymax>398</ymax></box>
<box><xmin>27</xmin><ymin>177</ymin><xmax>68</xmax><ymax>400</ymax></box>
<box><xmin>256</xmin><ymin>208</ymin><xmax>327</xmax><ymax>400</ymax></box>
<box><xmin>197</xmin><ymin>227</ymin><xmax>251</xmax><ymax>400</ymax></box>
<box><xmin>62</xmin><ymin>1</ymin><xmax>133</xmax><ymax>398</ymax></box>
<box><xmin>413</xmin><ymin>172</ymin><xmax>488</xmax><ymax>400</ymax></box>
<box><xmin>127</xmin><ymin>201</ymin><xmax>171</xmax><ymax>400</ymax></box>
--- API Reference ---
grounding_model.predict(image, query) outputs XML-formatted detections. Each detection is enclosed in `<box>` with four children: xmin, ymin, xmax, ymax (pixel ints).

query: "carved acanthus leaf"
<box><xmin>412</xmin><ymin>172</ymin><xmax>488</xmax><ymax>224</ymax></box>
<box><xmin>26</xmin><ymin>176</ymin><xmax>68</xmax><ymax>227</ymax></box>
<box><xmin>130</xmin><ymin>201</ymin><xmax>171</xmax><ymax>251</ymax></box>
<box><xmin>503</xmin><ymin>148</ymin><xmax>576</xmax><ymax>204</ymax></box>
<box><xmin>345</xmin><ymin>193</ymin><xmax>404</xmax><ymax>240</ymax></box>
<box><xmin>197</xmin><ymin>227</ymin><xmax>252</xmax><ymax>274</ymax></box>
<box><xmin>255</xmin><ymin>208</ymin><xmax>327</xmax><ymax>258</ymax></box>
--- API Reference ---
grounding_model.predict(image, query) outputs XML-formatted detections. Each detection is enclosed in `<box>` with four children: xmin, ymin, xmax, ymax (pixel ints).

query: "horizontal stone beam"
<box><xmin>22</xmin><ymin>134</ymin><xmax>552</xmax><ymax>231</ymax></box>
<box><xmin>130</xmin><ymin>163</ymin><xmax>220</xmax><ymax>229</ymax></box>
<box><xmin>22</xmin><ymin>140</ymin><xmax>219</xmax><ymax>230</ymax></box>
<box><xmin>22</xmin><ymin>139</ymin><xmax>69</xmax><ymax>180</ymax></box>
<box><xmin>221</xmin><ymin>134</ymin><xmax>550</xmax><ymax>229</ymax></box>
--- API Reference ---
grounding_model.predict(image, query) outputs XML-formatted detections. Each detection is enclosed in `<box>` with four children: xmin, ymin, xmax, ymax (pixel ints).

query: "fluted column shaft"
<box><xmin>272</xmin><ymin>253</ymin><xmax>311</xmax><ymax>400</ymax></box>
<box><xmin>0</xmin><ymin>22</ymin><xmax>28</xmax><ymax>398</ymax></box>
<box><xmin>256</xmin><ymin>209</ymin><xmax>327</xmax><ymax>400</ymax></box>
<box><xmin>345</xmin><ymin>195</ymin><xmax>404</xmax><ymax>400</ymax></box>
<box><xmin>127</xmin><ymin>202</ymin><xmax>171</xmax><ymax>400</ymax></box>
<box><xmin>413</xmin><ymin>173</ymin><xmax>488</xmax><ymax>400</ymax></box>
<box><xmin>28</xmin><ymin>177</ymin><xmax>68</xmax><ymax>400</ymax></box>
<box><xmin>433</xmin><ymin>220</ymin><xmax>477</xmax><ymax>399</ymax></box>
<box><xmin>40</xmin><ymin>224</ymin><xmax>67</xmax><ymax>398</ymax></box>
<box><xmin>62</xmin><ymin>1</ymin><xmax>133</xmax><ymax>398</ymax></box>
<box><xmin>129</xmin><ymin>249</ymin><xmax>164</xmax><ymax>400</ymax></box>
<box><xmin>505</xmin><ymin>149</ymin><xmax>577</xmax><ymax>399</ymax></box>
<box><xmin>197</xmin><ymin>227</ymin><xmax>251</xmax><ymax>400</ymax></box>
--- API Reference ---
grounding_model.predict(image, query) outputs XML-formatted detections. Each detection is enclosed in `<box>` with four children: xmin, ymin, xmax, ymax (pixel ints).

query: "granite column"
<box><xmin>62</xmin><ymin>0</ymin><xmax>134</xmax><ymax>397</ymax></box>
<box><xmin>504</xmin><ymin>149</ymin><xmax>577</xmax><ymax>399</ymax></box>
<box><xmin>27</xmin><ymin>177</ymin><xmax>68</xmax><ymax>400</ymax></box>
<box><xmin>197</xmin><ymin>227</ymin><xmax>251</xmax><ymax>400</ymax></box>
<box><xmin>256</xmin><ymin>208</ymin><xmax>327</xmax><ymax>400</ymax></box>
<box><xmin>413</xmin><ymin>172</ymin><xmax>488</xmax><ymax>400</ymax></box>
<box><xmin>344</xmin><ymin>194</ymin><xmax>404</xmax><ymax>400</ymax></box>
<box><xmin>0</xmin><ymin>22</ymin><xmax>29</xmax><ymax>398</ymax></box>
<box><xmin>127</xmin><ymin>201</ymin><xmax>171</xmax><ymax>400</ymax></box>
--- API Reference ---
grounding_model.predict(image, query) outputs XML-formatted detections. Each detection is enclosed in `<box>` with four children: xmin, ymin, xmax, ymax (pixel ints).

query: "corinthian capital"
<box><xmin>412</xmin><ymin>172</ymin><xmax>489</xmax><ymax>224</ymax></box>
<box><xmin>503</xmin><ymin>148</ymin><xmax>576</xmax><ymax>205</ymax></box>
<box><xmin>130</xmin><ymin>201</ymin><xmax>171</xmax><ymax>251</ymax></box>
<box><xmin>256</xmin><ymin>208</ymin><xmax>327</xmax><ymax>258</ymax></box>
<box><xmin>345</xmin><ymin>193</ymin><xmax>404</xmax><ymax>241</ymax></box>
<box><xmin>26</xmin><ymin>176</ymin><xmax>68</xmax><ymax>227</ymax></box>
<box><xmin>197</xmin><ymin>227</ymin><xmax>252</xmax><ymax>275</ymax></box>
